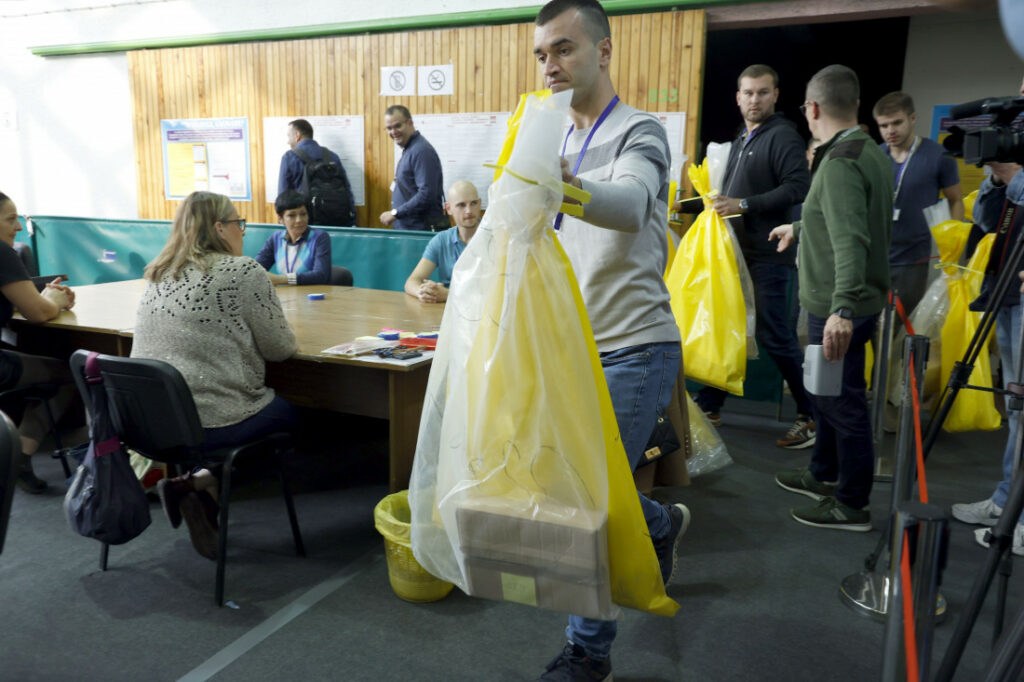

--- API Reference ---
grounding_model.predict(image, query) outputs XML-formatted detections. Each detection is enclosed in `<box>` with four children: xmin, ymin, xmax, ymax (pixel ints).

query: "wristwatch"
<box><xmin>390</xmin><ymin>208</ymin><xmax>399</xmax><ymax>217</ymax></box>
<box><xmin>833</xmin><ymin>307</ymin><xmax>854</xmax><ymax>320</ymax></box>
<box><xmin>738</xmin><ymin>198</ymin><xmax>749</xmax><ymax>212</ymax></box>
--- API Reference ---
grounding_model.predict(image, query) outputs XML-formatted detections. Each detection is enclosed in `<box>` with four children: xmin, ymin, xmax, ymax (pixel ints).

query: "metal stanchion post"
<box><xmin>879</xmin><ymin>502</ymin><xmax>950</xmax><ymax>682</ymax></box>
<box><xmin>842</xmin><ymin>335</ymin><xmax>946</xmax><ymax>622</ymax></box>
<box><xmin>873</xmin><ymin>298</ymin><xmax>896</xmax><ymax>479</ymax></box>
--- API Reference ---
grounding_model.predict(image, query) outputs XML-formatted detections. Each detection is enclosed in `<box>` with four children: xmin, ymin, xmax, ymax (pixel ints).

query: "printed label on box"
<box><xmin>501</xmin><ymin>573</ymin><xmax>537</xmax><ymax>606</ymax></box>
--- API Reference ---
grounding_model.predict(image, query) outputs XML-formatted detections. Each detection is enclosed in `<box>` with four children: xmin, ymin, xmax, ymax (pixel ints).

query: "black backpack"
<box><xmin>292</xmin><ymin>146</ymin><xmax>356</xmax><ymax>226</ymax></box>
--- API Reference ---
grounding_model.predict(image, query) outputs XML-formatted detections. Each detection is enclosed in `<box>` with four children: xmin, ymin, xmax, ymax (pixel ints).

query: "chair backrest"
<box><xmin>0</xmin><ymin>410</ymin><xmax>22</xmax><ymax>555</ymax></box>
<box><xmin>70</xmin><ymin>350</ymin><xmax>205</xmax><ymax>465</ymax></box>
<box><xmin>13</xmin><ymin>242</ymin><xmax>38</xmax><ymax>277</ymax></box>
<box><xmin>330</xmin><ymin>265</ymin><xmax>354</xmax><ymax>287</ymax></box>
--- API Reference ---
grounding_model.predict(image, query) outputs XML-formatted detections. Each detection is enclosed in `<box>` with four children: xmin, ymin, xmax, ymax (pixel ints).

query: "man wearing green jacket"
<box><xmin>769</xmin><ymin>64</ymin><xmax>892</xmax><ymax>532</ymax></box>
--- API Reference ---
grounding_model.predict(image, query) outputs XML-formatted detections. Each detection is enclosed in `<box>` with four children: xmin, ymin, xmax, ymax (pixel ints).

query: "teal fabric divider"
<box><xmin>26</xmin><ymin>217</ymin><xmax>434</xmax><ymax>292</ymax></box>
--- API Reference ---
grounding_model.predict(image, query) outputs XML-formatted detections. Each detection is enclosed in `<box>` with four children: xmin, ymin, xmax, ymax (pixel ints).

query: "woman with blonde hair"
<box><xmin>132</xmin><ymin>191</ymin><xmax>297</xmax><ymax>559</ymax></box>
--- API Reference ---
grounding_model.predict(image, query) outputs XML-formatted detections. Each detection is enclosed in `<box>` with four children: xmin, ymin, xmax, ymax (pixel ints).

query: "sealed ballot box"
<box><xmin>455</xmin><ymin>497</ymin><xmax>613</xmax><ymax>618</ymax></box>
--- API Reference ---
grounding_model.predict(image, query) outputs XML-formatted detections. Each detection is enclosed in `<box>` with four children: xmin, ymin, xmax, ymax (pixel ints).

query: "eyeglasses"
<box><xmin>799</xmin><ymin>101</ymin><xmax>816</xmax><ymax>116</ymax></box>
<box><xmin>222</xmin><ymin>218</ymin><xmax>247</xmax><ymax>233</ymax></box>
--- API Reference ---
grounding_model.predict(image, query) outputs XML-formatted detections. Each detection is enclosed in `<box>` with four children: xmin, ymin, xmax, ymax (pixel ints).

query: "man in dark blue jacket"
<box><xmin>691</xmin><ymin>64</ymin><xmax>813</xmax><ymax>448</ymax></box>
<box><xmin>379</xmin><ymin>105</ymin><xmax>447</xmax><ymax>231</ymax></box>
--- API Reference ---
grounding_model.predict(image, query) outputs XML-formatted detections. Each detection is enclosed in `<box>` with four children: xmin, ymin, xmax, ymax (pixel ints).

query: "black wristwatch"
<box><xmin>833</xmin><ymin>307</ymin><xmax>854</xmax><ymax>320</ymax></box>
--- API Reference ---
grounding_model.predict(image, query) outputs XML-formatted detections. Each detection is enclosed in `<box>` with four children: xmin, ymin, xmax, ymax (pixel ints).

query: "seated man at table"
<box><xmin>256</xmin><ymin>190</ymin><xmax>332</xmax><ymax>285</ymax></box>
<box><xmin>403</xmin><ymin>180</ymin><xmax>481</xmax><ymax>303</ymax></box>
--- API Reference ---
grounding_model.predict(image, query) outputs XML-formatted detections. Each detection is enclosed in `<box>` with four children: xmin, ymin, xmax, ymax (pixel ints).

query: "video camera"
<box><xmin>942</xmin><ymin>96</ymin><xmax>1024</xmax><ymax>165</ymax></box>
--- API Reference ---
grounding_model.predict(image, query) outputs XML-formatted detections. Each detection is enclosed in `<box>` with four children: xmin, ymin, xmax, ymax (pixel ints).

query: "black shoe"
<box><xmin>539</xmin><ymin>642</ymin><xmax>611</xmax><ymax>681</ymax></box>
<box><xmin>654</xmin><ymin>503</ymin><xmax>691</xmax><ymax>585</ymax></box>
<box><xmin>16</xmin><ymin>455</ymin><xmax>47</xmax><ymax>494</ymax></box>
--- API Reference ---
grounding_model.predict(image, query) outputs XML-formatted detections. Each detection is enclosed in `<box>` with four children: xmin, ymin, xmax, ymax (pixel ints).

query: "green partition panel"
<box><xmin>27</xmin><ymin>217</ymin><xmax>434</xmax><ymax>292</ymax></box>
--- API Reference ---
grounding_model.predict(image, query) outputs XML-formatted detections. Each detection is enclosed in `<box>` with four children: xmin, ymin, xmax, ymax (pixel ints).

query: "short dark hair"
<box><xmin>289</xmin><ymin>119</ymin><xmax>313</xmax><ymax>139</ymax></box>
<box><xmin>536</xmin><ymin>0</ymin><xmax>610</xmax><ymax>44</ymax></box>
<box><xmin>807</xmin><ymin>65</ymin><xmax>860</xmax><ymax>119</ymax></box>
<box><xmin>873</xmin><ymin>91</ymin><xmax>915</xmax><ymax>119</ymax></box>
<box><xmin>738</xmin><ymin>64</ymin><xmax>779</xmax><ymax>89</ymax></box>
<box><xmin>0</xmin><ymin>192</ymin><xmax>9</xmax><ymax>207</ymax></box>
<box><xmin>385</xmin><ymin>104</ymin><xmax>412</xmax><ymax>121</ymax></box>
<box><xmin>274</xmin><ymin>190</ymin><xmax>307</xmax><ymax>217</ymax></box>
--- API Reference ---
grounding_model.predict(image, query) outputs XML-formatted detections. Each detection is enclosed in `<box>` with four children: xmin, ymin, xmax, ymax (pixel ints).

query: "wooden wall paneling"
<box><xmin>129</xmin><ymin>10</ymin><xmax>706</xmax><ymax>225</ymax></box>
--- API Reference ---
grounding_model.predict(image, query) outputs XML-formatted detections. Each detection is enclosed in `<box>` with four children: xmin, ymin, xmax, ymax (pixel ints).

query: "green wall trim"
<box><xmin>29</xmin><ymin>0</ymin><xmax>748</xmax><ymax>57</ymax></box>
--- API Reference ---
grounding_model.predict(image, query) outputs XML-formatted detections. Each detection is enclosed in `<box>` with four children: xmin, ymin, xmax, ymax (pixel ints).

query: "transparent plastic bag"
<box><xmin>684</xmin><ymin>393</ymin><xmax>732</xmax><ymax>478</ymax></box>
<box><xmin>409</xmin><ymin>90</ymin><xmax>677</xmax><ymax>620</ymax></box>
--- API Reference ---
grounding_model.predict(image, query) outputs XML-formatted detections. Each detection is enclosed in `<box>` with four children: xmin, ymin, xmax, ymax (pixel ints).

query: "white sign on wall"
<box><xmin>417</xmin><ymin>65</ymin><xmax>454</xmax><ymax>96</ymax></box>
<box><xmin>380</xmin><ymin>66</ymin><xmax>417</xmax><ymax>97</ymax></box>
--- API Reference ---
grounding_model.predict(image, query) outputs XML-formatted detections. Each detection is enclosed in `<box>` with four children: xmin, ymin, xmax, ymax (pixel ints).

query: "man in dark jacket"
<box><xmin>690</xmin><ymin>64</ymin><xmax>813</xmax><ymax>448</ymax></box>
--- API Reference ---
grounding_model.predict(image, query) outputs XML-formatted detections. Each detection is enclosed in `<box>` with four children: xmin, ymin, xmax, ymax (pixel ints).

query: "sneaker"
<box><xmin>653</xmin><ymin>503</ymin><xmax>691</xmax><ymax>585</ymax></box>
<box><xmin>774</xmin><ymin>467</ymin><xmax>837</xmax><ymax>501</ymax></box>
<box><xmin>704</xmin><ymin>411</ymin><xmax>722</xmax><ymax>427</ymax></box>
<box><xmin>776</xmin><ymin>416</ymin><xmax>816</xmax><ymax>449</ymax></box>
<box><xmin>951</xmin><ymin>499</ymin><xmax>1002</xmax><ymax>526</ymax></box>
<box><xmin>539</xmin><ymin>642</ymin><xmax>612</xmax><ymax>681</ymax></box>
<box><xmin>974</xmin><ymin>525</ymin><xmax>1024</xmax><ymax>556</ymax></box>
<box><xmin>791</xmin><ymin>497</ymin><xmax>872</xmax><ymax>532</ymax></box>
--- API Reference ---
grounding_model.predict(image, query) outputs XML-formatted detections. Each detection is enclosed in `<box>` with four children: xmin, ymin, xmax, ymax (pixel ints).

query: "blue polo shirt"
<box><xmin>421</xmin><ymin>227</ymin><xmax>467</xmax><ymax>286</ymax></box>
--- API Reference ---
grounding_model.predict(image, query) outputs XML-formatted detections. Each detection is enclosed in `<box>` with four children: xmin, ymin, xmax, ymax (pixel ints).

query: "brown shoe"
<box><xmin>157</xmin><ymin>475</ymin><xmax>193</xmax><ymax>528</ymax></box>
<box><xmin>196</xmin><ymin>489</ymin><xmax>220</xmax><ymax>530</ymax></box>
<box><xmin>179</xmin><ymin>491</ymin><xmax>218</xmax><ymax>560</ymax></box>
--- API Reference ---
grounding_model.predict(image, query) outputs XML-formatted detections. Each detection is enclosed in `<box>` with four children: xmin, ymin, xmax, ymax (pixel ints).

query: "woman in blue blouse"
<box><xmin>256</xmin><ymin>191</ymin><xmax>332</xmax><ymax>285</ymax></box>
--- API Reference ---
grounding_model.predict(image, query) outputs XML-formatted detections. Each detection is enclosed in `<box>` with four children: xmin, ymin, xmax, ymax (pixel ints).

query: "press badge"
<box><xmin>893</xmin><ymin>207</ymin><xmax>901</xmax><ymax>221</ymax></box>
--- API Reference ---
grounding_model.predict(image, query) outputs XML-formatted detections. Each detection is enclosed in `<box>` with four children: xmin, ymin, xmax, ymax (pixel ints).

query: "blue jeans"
<box><xmin>806</xmin><ymin>313</ymin><xmax>877</xmax><ymax>510</ymax></box>
<box><xmin>697</xmin><ymin>261</ymin><xmax>812</xmax><ymax>417</ymax></box>
<box><xmin>566</xmin><ymin>341</ymin><xmax>681</xmax><ymax>660</ymax></box>
<box><xmin>201</xmin><ymin>395</ymin><xmax>298</xmax><ymax>460</ymax></box>
<box><xmin>993</xmin><ymin>303</ymin><xmax>1023</xmax><ymax>520</ymax></box>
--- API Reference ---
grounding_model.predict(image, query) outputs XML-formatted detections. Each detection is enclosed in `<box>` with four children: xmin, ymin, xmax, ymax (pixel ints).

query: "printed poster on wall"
<box><xmin>161</xmin><ymin>118</ymin><xmax>251</xmax><ymax>200</ymax></box>
<box><xmin>407</xmin><ymin>112</ymin><xmax>511</xmax><ymax>208</ymax></box>
<box><xmin>263</xmin><ymin>116</ymin><xmax>366</xmax><ymax>205</ymax></box>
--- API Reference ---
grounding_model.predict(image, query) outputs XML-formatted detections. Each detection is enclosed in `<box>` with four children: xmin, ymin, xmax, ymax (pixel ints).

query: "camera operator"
<box><xmin>951</xmin><ymin>76</ymin><xmax>1024</xmax><ymax>554</ymax></box>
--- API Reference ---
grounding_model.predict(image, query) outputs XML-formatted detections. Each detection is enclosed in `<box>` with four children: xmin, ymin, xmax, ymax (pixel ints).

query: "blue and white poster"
<box><xmin>161</xmin><ymin>117</ymin><xmax>251</xmax><ymax>201</ymax></box>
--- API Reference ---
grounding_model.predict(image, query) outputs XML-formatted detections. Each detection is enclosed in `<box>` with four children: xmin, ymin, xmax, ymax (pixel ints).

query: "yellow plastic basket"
<box><xmin>374</xmin><ymin>490</ymin><xmax>454</xmax><ymax>603</ymax></box>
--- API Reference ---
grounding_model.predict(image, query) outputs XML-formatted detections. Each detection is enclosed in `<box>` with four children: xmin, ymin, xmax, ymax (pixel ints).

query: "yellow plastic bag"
<box><xmin>941</xmin><ymin>233</ymin><xmax>1001</xmax><ymax>432</ymax></box>
<box><xmin>666</xmin><ymin>157</ymin><xmax>748</xmax><ymax>394</ymax></box>
<box><xmin>409</xmin><ymin>90</ymin><xmax>676</xmax><ymax>620</ymax></box>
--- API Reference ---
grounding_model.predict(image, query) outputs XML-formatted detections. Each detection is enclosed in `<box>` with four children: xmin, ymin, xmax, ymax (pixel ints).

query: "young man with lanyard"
<box><xmin>873</xmin><ymin>91</ymin><xmax>963</xmax><ymax>315</ymax></box>
<box><xmin>534</xmin><ymin>1</ymin><xmax>689</xmax><ymax>679</ymax></box>
<box><xmin>770</xmin><ymin>65</ymin><xmax>893</xmax><ymax>532</ymax></box>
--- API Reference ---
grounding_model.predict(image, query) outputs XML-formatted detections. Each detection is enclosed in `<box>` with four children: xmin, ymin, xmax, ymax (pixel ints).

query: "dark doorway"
<box><xmin>699</xmin><ymin>17</ymin><xmax>910</xmax><ymax>157</ymax></box>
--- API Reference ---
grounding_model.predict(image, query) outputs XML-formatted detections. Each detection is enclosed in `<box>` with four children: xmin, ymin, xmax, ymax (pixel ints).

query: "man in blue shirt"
<box><xmin>277</xmin><ymin>119</ymin><xmax>345</xmax><ymax>196</ymax></box>
<box><xmin>403</xmin><ymin>181</ymin><xmax>480</xmax><ymax>303</ymax></box>
<box><xmin>873</xmin><ymin>92</ymin><xmax>963</xmax><ymax>315</ymax></box>
<box><xmin>379</xmin><ymin>105</ymin><xmax>447</xmax><ymax>231</ymax></box>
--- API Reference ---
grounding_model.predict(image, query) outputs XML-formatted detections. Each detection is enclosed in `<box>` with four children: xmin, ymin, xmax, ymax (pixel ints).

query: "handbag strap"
<box><xmin>84</xmin><ymin>351</ymin><xmax>102</xmax><ymax>385</ymax></box>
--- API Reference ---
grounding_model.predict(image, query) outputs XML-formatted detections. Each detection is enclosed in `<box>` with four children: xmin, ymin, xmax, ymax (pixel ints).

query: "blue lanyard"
<box><xmin>554</xmin><ymin>95</ymin><xmax>620</xmax><ymax>230</ymax></box>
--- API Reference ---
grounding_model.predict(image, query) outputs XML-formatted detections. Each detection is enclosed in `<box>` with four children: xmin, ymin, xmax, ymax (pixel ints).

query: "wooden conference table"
<box><xmin>11</xmin><ymin>280</ymin><xmax>445</xmax><ymax>491</ymax></box>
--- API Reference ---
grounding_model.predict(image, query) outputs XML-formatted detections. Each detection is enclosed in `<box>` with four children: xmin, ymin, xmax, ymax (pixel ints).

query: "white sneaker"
<box><xmin>951</xmin><ymin>499</ymin><xmax>1003</xmax><ymax>526</ymax></box>
<box><xmin>973</xmin><ymin>525</ymin><xmax>1024</xmax><ymax>556</ymax></box>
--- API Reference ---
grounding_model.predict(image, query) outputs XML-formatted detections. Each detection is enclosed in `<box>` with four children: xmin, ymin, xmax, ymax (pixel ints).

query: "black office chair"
<box><xmin>0</xmin><ymin>385</ymin><xmax>72</xmax><ymax>478</ymax></box>
<box><xmin>0</xmin><ymin>411</ymin><xmax>21</xmax><ymax>555</ymax></box>
<box><xmin>13</xmin><ymin>242</ymin><xmax>38</xmax><ymax>277</ymax></box>
<box><xmin>69</xmin><ymin>350</ymin><xmax>305</xmax><ymax>606</ymax></box>
<box><xmin>330</xmin><ymin>266</ymin><xmax>354</xmax><ymax>286</ymax></box>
